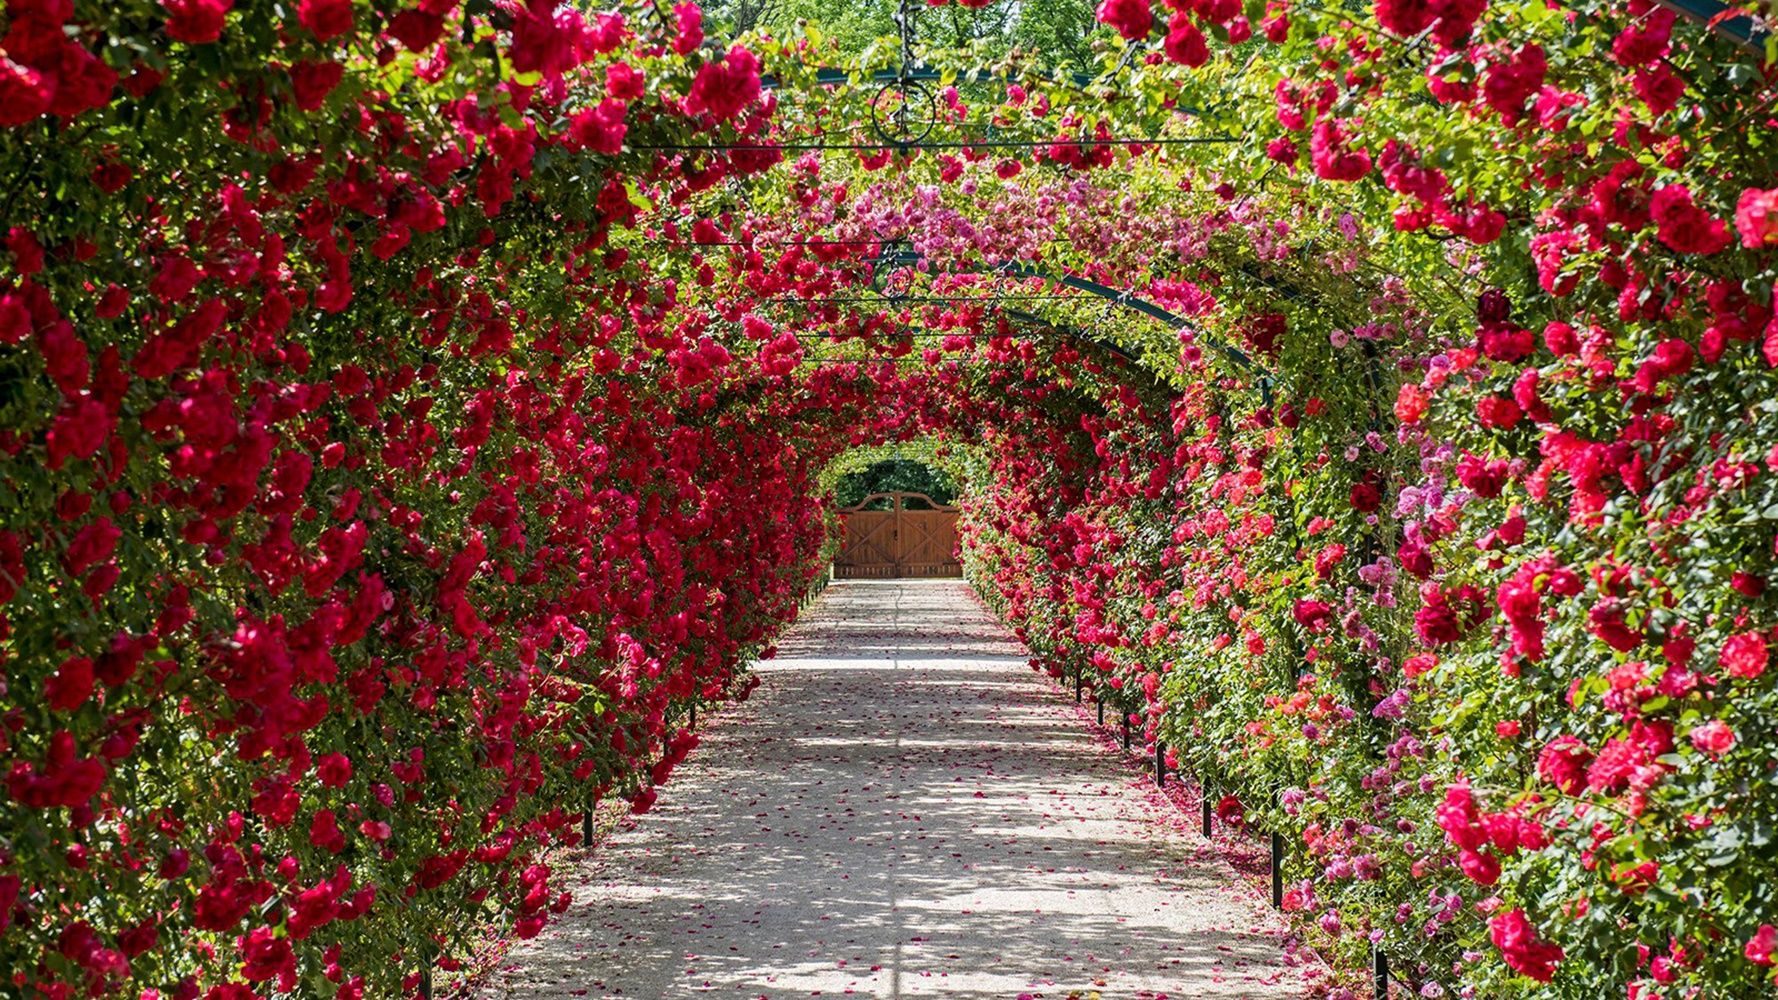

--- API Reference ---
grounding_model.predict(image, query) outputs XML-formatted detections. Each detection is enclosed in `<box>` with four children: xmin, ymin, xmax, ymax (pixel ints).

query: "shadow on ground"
<box><xmin>478</xmin><ymin>580</ymin><xmax>1310</xmax><ymax>999</ymax></box>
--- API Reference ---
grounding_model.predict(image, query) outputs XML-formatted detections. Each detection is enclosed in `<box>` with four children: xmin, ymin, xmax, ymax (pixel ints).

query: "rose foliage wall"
<box><xmin>0</xmin><ymin>0</ymin><xmax>1776</xmax><ymax>998</ymax></box>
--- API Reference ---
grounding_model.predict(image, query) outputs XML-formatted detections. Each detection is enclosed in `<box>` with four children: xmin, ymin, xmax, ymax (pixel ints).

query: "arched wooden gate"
<box><xmin>834</xmin><ymin>492</ymin><xmax>962</xmax><ymax>579</ymax></box>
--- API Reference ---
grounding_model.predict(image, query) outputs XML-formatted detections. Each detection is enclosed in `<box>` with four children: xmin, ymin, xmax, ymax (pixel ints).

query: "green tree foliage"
<box><xmin>833</xmin><ymin>459</ymin><xmax>959</xmax><ymax>507</ymax></box>
<box><xmin>706</xmin><ymin>0</ymin><xmax>1104</xmax><ymax>71</ymax></box>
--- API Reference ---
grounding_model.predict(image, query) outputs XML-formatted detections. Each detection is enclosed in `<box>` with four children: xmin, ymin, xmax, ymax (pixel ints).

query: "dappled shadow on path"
<box><xmin>478</xmin><ymin>580</ymin><xmax>1310</xmax><ymax>999</ymax></box>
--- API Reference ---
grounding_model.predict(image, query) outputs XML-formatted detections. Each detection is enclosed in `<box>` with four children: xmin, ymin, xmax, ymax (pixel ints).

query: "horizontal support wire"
<box><xmin>762</xmin><ymin>293</ymin><xmax>1091</xmax><ymax>304</ymax></box>
<box><xmin>629</xmin><ymin>136</ymin><xmax>1237</xmax><ymax>152</ymax></box>
<box><xmin>790</xmin><ymin>329</ymin><xmax>1100</xmax><ymax>340</ymax></box>
<box><xmin>761</xmin><ymin>65</ymin><xmax>1105</xmax><ymax>92</ymax></box>
<box><xmin>649</xmin><ymin>239</ymin><xmax>890</xmax><ymax>247</ymax></box>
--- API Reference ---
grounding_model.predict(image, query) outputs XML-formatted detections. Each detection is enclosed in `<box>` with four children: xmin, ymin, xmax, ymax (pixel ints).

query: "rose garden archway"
<box><xmin>1</xmin><ymin>0</ymin><xmax>1776</xmax><ymax>997</ymax></box>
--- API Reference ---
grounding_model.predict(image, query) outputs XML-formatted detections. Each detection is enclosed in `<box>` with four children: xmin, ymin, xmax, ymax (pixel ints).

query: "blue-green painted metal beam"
<box><xmin>999</xmin><ymin>308</ymin><xmax>1139</xmax><ymax>365</ymax></box>
<box><xmin>1656</xmin><ymin>0</ymin><xmax>1765</xmax><ymax>48</ymax></box>
<box><xmin>872</xmin><ymin>247</ymin><xmax>1260</xmax><ymax>376</ymax></box>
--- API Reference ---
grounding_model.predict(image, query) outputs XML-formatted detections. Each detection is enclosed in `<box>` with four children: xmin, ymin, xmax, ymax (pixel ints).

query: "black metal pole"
<box><xmin>1270</xmin><ymin>832</ymin><xmax>1284</xmax><ymax>908</ymax></box>
<box><xmin>1096</xmin><ymin>696</ymin><xmax>1104</xmax><ymax>725</ymax></box>
<box><xmin>689</xmin><ymin>702</ymin><xmax>697</xmax><ymax>730</ymax></box>
<box><xmin>1201</xmin><ymin>788</ymin><xmax>1212</xmax><ymax>837</ymax></box>
<box><xmin>582</xmin><ymin>799</ymin><xmax>595</xmax><ymax>847</ymax></box>
<box><xmin>1153</xmin><ymin>740</ymin><xmax>1165</xmax><ymax>787</ymax></box>
<box><xmin>1121</xmin><ymin>713</ymin><xmax>1130</xmax><ymax>750</ymax></box>
<box><xmin>1373</xmin><ymin>944</ymin><xmax>1389</xmax><ymax>998</ymax></box>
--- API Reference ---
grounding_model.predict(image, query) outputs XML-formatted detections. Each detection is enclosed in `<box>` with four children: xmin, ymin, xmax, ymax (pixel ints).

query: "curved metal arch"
<box><xmin>1651</xmin><ymin>0</ymin><xmax>1764</xmax><ymax>49</ymax></box>
<box><xmin>999</xmin><ymin>308</ymin><xmax>1138</xmax><ymax>365</ymax></box>
<box><xmin>869</xmin><ymin>244</ymin><xmax>1261</xmax><ymax>377</ymax></box>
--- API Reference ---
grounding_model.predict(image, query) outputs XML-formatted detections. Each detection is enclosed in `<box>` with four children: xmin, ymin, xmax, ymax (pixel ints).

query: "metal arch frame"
<box><xmin>869</xmin><ymin>243</ymin><xmax>1263</xmax><ymax>378</ymax></box>
<box><xmin>1652</xmin><ymin>0</ymin><xmax>1766</xmax><ymax>49</ymax></box>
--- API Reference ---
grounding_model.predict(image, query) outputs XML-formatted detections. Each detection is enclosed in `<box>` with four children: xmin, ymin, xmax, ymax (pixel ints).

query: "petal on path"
<box><xmin>480</xmin><ymin>580</ymin><xmax>1309</xmax><ymax>999</ymax></box>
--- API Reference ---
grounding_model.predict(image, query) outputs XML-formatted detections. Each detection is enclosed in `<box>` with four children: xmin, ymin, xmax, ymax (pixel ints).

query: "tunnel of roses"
<box><xmin>2</xmin><ymin>0</ymin><xmax>1778</xmax><ymax>997</ymax></box>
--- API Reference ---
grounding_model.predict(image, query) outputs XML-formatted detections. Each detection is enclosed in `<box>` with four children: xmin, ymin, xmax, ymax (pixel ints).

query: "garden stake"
<box><xmin>1270</xmin><ymin>832</ymin><xmax>1284</xmax><ymax>909</ymax></box>
<box><xmin>1096</xmin><ymin>696</ymin><xmax>1103</xmax><ymax>725</ymax></box>
<box><xmin>1373</xmin><ymin>944</ymin><xmax>1389</xmax><ymax>999</ymax></box>
<box><xmin>1201</xmin><ymin>788</ymin><xmax>1212</xmax><ymax>838</ymax></box>
<box><xmin>1153</xmin><ymin>739</ymin><xmax>1165</xmax><ymax>787</ymax></box>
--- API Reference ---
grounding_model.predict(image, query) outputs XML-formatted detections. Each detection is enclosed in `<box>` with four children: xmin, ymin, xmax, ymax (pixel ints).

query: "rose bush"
<box><xmin>949</xmin><ymin>2</ymin><xmax>1778</xmax><ymax>997</ymax></box>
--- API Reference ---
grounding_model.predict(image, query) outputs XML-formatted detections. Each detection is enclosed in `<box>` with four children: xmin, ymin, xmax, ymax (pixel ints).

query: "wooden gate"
<box><xmin>834</xmin><ymin>492</ymin><xmax>962</xmax><ymax>579</ymax></box>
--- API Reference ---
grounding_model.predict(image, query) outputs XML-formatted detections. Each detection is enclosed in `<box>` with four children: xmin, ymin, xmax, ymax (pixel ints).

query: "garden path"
<box><xmin>477</xmin><ymin>579</ymin><xmax>1310</xmax><ymax>999</ymax></box>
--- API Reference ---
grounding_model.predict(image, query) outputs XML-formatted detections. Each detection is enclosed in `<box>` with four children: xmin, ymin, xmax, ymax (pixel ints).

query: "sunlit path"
<box><xmin>478</xmin><ymin>580</ymin><xmax>1308</xmax><ymax>999</ymax></box>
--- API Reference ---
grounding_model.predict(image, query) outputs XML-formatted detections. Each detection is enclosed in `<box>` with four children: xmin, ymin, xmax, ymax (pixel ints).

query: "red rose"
<box><xmin>161</xmin><ymin>0</ymin><xmax>234</xmax><ymax>44</ymax></box>
<box><xmin>297</xmin><ymin>0</ymin><xmax>353</xmax><ymax>41</ymax></box>
<box><xmin>1456</xmin><ymin>453</ymin><xmax>1510</xmax><ymax>499</ymax></box>
<box><xmin>46</xmin><ymin>395</ymin><xmax>112</xmax><ymax>469</ymax></box>
<box><xmin>1375</xmin><ymin>0</ymin><xmax>1433</xmax><ymax>35</ymax></box>
<box><xmin>1214</xmin><ymin>794</ymin><xmax>1244</xmax><ymax>825</ymax></box>
<box><xmin>386</xmin><ymin>9</ymin><xmax>445</xmax><ymax>50</ymax></box>
<box><xmin>1611</xmin><ymin>4</ymin><xmax>1674</xmax><ymax>66</ymax></box>
<box><xmin>44</xmin><ymin>656</ymin><xmax>94</xmax><ymax>712</ymax></box>
<box><xmin>63</xmin><ymin>517</ymin><xmax>119</xmax><ymax>577</ymax></box>
<box><xmin>309</xmin><ymin>809</ymin><xmax>347</xmax><ymax>853</ymax></box>
<box><xmin>1542</xmin><ymin>321</ymin><xmax>1579</xmax><ymax>356</ymax></box>
<box><xmin>606</xmin><ymin>62</ymin><xmax>644</xmax><ymax>101</ymax></box>
<box><xmin>1436</xmin><ymin>783</ymin><xmax>1487</xmax><ymax>851</ymax></box>
<box><xmin>7</xmin><ymin>730</ymin><xmax>107</xmax><ymax>809</ymax></box>
<box><xmin>1747</xmin><ymin>925</ymin><xmax>1778</xmax><ymax>966</ymax></box>
<box><xmin>1475</xmin><ymin>395</ymin><xmax>1522</xmax><ymax>429</ymax></box>
<box><xmin>1489</xmin><ymin>909</ymin><xmax>1563</xmax><ymax>983</ymax></box>
<box><xmin>289</xmin><ymin>60</ymin><xmax>344</xmax><ymax>112</ymax></box>
<box><xmin>1310</xmin><ymin>118</ymin><xmax>1371</xmax><ymax>182</ymax></box>
<box><xmin>1163</xmin><ymin>13</ymin><xmax>1208</xmax><ymax>66</ymax></box>
<box><xmin>240</xmin><ymin>926</ymin><xmax>295</xmax><ymax>985</ymax></box>
<box><xmin>1292</xmin><ymin>598</ymin><xmax>1333</xmax><ymax>632</ymax></box>
<box><xmin>684</xmin><ymin>46</ymin><xmax>761</xmax><ymax>122</ymax></box>
<box><xmin>1458</xmin><ymin>847</ymin><xmax>1500</xmax><ymax>885</ymax></box>
<box><xmin>1477</xmin><ymin>323</ymin><xmax>1535</xmax><ymax>362</ymax></box>
<box><xmin>316</xmin><ymin>752</ymin><xmax>353</xmax><ymax>787</ymax></box>
<box><xmin>1586</xmin><ymin>736</ymin><xmax>1648</xmax><ymax>794</ymax></box>
<box><xmin>1586</xmin><ymin>601</ymin><xmax>1642</xmax><ymax>652</ymax></box>
<box><xmin>1688</xmin><ymin>719</ymin><xmax>1735</xmax><ymax>757</ymax></box>
<box><xmin>6</xmin><ymin>227</ymin><xmax>43</xmax><ymax>275</ymax></box>
<box><xmin>1736</xmin><ymin>187</ymin><xmax>1778</xmax><ymax>249</ymax></box>
<box><xmin>1397</xmin><ymin>538</ymin><xmax>1433</xmax><ymax>578</ymax></box>
<box><xmin>1394</xmin><ymin>383</ymin><xmax>1429</xmax><ymax>424</ymax></box>
<box><xmin>1096</xmin><ymin>0</ymin><xmax>1153</xmax><ymax>41</ymax></box>
<box><xmin>0</xmin><ymin>58</ymin><xmax>52</xmax><ymax>127</ymax></box>
<box><xmin>1650</xmin><ymin>184</ymin><xmax>1731</xmax><ymax>256</ymax></box>
<box><xmin>1480</xmin><ymin>43</ymin><xmax>1546</xmax><ymax>124</ymax></box>
<box><xmin>671</xmin><ymin>1</ymin><xmax>704</xmax><ymax>55</ymax></box>
<box><xmin>1477</xmin><ymin>287</ymin><xmax>1513</xmax><ymax>324</ymax></box>
<box><xmin>1720</xmin><ymin>631</ymin><xmax>1768</xmax><ymax>679</ymax></box>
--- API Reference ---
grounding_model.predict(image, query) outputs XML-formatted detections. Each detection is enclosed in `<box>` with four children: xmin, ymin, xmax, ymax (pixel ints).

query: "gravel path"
<box><xmin>477</xmin><ymin>579</ymin><xmax>1310</xmax><ymax>999</ymax></box>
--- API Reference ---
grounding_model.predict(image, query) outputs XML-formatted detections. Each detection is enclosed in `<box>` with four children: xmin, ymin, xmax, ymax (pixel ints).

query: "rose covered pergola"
<box><xmin>2</xmin><ymin>0</ymin><xmax>1777</xmax><ymax>996</ymax></box>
